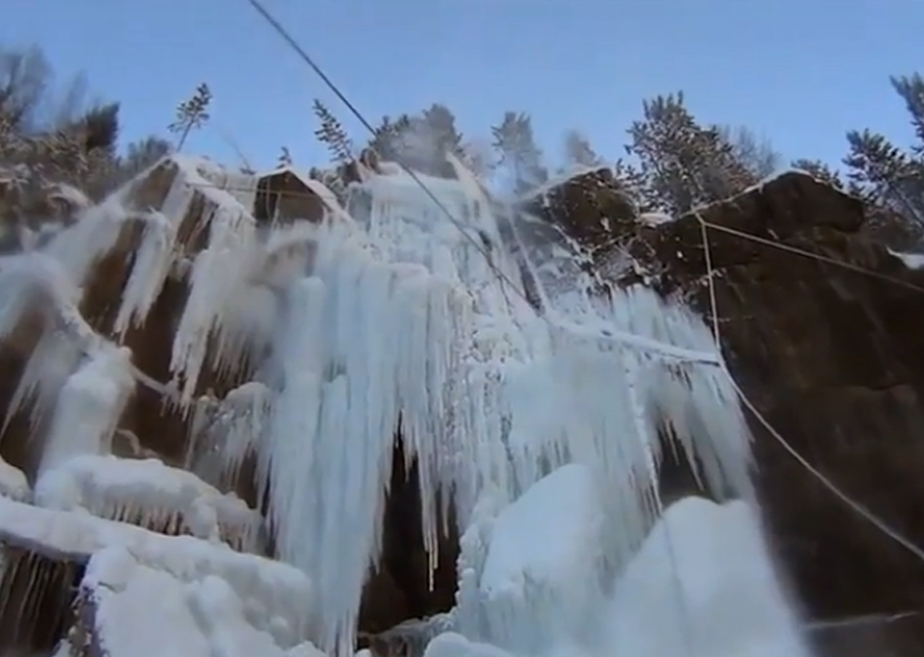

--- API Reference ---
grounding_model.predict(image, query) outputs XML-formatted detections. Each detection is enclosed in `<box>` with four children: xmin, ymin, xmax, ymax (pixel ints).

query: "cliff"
<box><xmin>0</xmin><ymin>154</ymin><xmax>921</xmax><ymax>657</ymax></box>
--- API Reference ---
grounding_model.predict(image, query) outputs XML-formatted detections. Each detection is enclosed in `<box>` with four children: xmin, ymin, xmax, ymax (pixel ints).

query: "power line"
<box><xmin>242</xmin><ymin>0</ymin><xmax>520</xmax><ymax>293</ymax></box>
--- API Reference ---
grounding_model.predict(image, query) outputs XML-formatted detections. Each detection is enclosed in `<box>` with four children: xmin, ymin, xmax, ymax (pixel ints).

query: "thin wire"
<box><xmin>241</xmin><ymin>0</ymin><xmax>726</xmax><ymax>366</ymax></box>
<box><xmin>248</xmin><ymin>0</ymin><xmax>924</xmax><ymax>563</ymax></box>
<box><xmin>700</xmin><ymin>219</ymin><xmax>924</xmax><ymax>295</ymax></box>
<box><xmin>145</xmin><ymin>176</ymin><xmax>924</xmax><ymax>300</ymax></box>
<box><xmin>696</xmin><ymin>213</ymin><xmax>924</xmax><ymax>563</ymax></box>
<box><xmin>242</xmin><ymin>0</ymin><xmax>523</xmax><ymax>296</ymax></box>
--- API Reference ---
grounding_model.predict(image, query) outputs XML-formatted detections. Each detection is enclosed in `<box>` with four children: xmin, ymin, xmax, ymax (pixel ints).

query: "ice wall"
<box><xmin>0</xmin><ymin>156</ymin><xmax>768</xmax><ymax>657</ymax></box>
<box><xmin>244</xmin><ymin>164</ymin><xmax>756</xmax><ymax>656</ymax></box>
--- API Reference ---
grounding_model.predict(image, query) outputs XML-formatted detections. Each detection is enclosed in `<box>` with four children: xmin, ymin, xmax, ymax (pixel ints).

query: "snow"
<box><xmin>469</xmin><ymin>464</ymin><xmax>608</xmax><ymax>655</ymax></box>
<box><xmin>34</xmin><ymin>454</ymin><xmax>264</xmax><ymax>553</ymax></box>
<box><xmin>603</xmin><ymin>496</ymin><xmax>813</xmax><ymax>657</ymax></box>
<box><xmin>0</xmin><ymin>496</ymin><xmax>313</xmax><ymax>646</ymax></box>
<box><xmin>38</xmin><ymin>346</ymin><xmax>135</xmax><ymax>475</ymax></box>
<box><xmin>83</xmin><ymin>547</ymin><xmax>324</xmax><ymax>657</ymax></box>
<box><xmin>252</xmin><ymin>164</ymin><xmax>753</xmax><ymax>656</ymax></box>
<box><xmin>515</xmin><ymin>165</ymin><xmax>614</xmax><ymax>206</ymax></box>
<box><xmin>443</xmin><ymin>482</ymin><xmax>814</xmax><ymax>657</ymax></box>
<box><xmin>0</xmin><ymin>455</ymin><xmax>29</xmax><ymax>501</ymax></box>
<box><xmin>639</xmin><ymin>211</ymin><xmax>674</xmax><ymax>226</ymax></box>
<box><xmin>888</xmin><ymin>247</ymin><xmax>924</xmax><ymax>269</ymax></box>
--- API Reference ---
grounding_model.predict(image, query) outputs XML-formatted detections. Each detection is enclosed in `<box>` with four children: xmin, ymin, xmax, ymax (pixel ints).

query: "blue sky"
<box><xmin>3</xmin><ymin>0</ymin><xmax>923</xmax><ymax>172</ymax></box>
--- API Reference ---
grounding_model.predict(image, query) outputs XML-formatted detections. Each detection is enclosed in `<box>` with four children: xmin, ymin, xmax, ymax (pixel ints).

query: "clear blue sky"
<box><xmin>3</xmin><ymin>0</ymin><xmax>923</xmax><ymax>172</ymax></box>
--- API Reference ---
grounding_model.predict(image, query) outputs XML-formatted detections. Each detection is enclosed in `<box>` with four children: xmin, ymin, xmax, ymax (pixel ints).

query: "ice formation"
<box><xmin>0</xmin><ymin>154</ymin><xmax>805</xmax><ymax>657</ymax></box>
<box><xmin>75</xmin><ymin>546</ymin><xmax>324</xmax><ymax>657</ymax></box>
<box><xmin>0</xmin><ymin>456</ymin><xmax>29</xmax><ymax>502</ymax></box>
<box><xmin>433</xmin><ymin>488</ymin><xmax>813</xmax><ymax>657</ymax></box>
<box><xmin>34</xmin><ymin>454</ymin><xmax>265</xmax><ymax>552</ymax></box>
<box><xmin>0</xmin><ymin>496</ymin><xmax>312</xmax><ymax>645</ymax></box>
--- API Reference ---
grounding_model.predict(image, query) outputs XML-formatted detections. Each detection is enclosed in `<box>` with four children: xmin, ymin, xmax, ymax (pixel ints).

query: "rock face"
<box><xmin>531</xmin><ymin>170</ymin><xmax>924</xmax><ymax>655</ymax></box>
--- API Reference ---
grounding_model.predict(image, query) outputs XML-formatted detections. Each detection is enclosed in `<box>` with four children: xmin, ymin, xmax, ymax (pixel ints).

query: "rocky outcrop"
<box><xmin>532</xmin><ymin>170</ymin><xmax>924</xmax><ymax>655</ymax></box>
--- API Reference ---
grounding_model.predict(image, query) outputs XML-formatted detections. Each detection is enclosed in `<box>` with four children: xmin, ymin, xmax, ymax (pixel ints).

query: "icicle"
<box><xmin>170</xmin><ymin>201</ymin><xmax>258</xmax><ymax>405</ymax></box>
<box><xmin>112</xmin><ymin>210</ymin><xmax>178</xmax><ymax>336</ymax></box>
<box><xmin>37</xmin><ymin>346</ymin><xmax>135</xmax><ymax>476</ymax></box>
<box><xmin>189</xmin><ymin>381</ymin><xmax>274</xmax><ymax>489</ymax></box>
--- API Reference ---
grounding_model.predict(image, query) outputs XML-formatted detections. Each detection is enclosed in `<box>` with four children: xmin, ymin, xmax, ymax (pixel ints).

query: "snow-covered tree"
<box><xmin>844</xmin><ymin>129</ymin><xmax>924</xmax><ymax>225</ymax></box>
<box><xmin>168</xmin><ymin>83</ymin><xmax>212</xmax><ymax>152</ymax></box>
<box><xmin>0</xmin><ymin>44</ymin><xmax>52</xmax><ymax>133</ymax></box>
<box><xmin>361</xmin><ymin>104</ymin><xmax>465</xmax><ymax>177</ymax></box>
<box><xmin>891</xmin><ymin>73</ymin><xmax>924</xmax><ymax>153</ymax></box>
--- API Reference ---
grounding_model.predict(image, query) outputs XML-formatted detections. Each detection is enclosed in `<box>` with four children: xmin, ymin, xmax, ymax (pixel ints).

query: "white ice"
<box><xmin>438</xmin><ymin>471</ymin><xmax>814</xmax><ymax>657</ymax></box>
<box><xmin>34</xmin><ymin>453</ymin><xmax>264</xmax><ymax>553</ymax></box>
<box><xmin>0</xmin><ymin>495</ymin><xmax>313</xmax><ymax>647</ymax></box>
<box><xmin>888</xmin><ymin>247</ymin><xmax>924</xmax><ymax>269</ymax></box>
<box><xmin>81</xmin><ymin>546</ymin><xmax>324</xmax><ymax>657</ymax></box>
<box><xmin>0</xmin><ymin>455</ymin><xmax>29</xmax><ymax>501</ymax></box>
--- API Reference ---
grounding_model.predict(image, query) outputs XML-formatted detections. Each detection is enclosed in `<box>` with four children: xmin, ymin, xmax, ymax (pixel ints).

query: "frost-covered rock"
<box><xmin>79</xmin><ymin>546</ymin><xmax>322</xmax><ymax>657</ymax></box>
<box><xmin>34</xmin><ymin>454</ymin><xmax>265</xmax><ymax>553</ymax></box>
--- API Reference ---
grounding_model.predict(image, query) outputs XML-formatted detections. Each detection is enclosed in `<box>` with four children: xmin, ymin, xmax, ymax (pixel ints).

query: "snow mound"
<box><xmin>0</xmin><ymin>496</ymin><xmax>312</xmax><ymax>645</ymax></box>
<box><xmin>34</xmin><ymin>454</ymin><xmax>264</xmax><ymax>553</ymax></box>
<box><xmin>604</xmin><ymin>496</ymin><xmax>812</xmax><ymax>657</ymax></box>
<box><xmin>473</xmin><ymin>464</ymin><xmax>606</xmax><ymax>654</ymax></box>
<box><xmin>445</xmin><ymin>487</ymin><xmax>814</xmax><ymax>657</ymax></box>
<box><xmin>81</xmin><ymin>546</ymin><xmax>324</xmax><ymax>657</ymax></box>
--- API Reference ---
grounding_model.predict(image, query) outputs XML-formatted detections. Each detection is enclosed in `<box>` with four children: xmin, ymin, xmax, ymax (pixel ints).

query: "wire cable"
<box><xmin>696</xmin><ymin>213</ymin><xmax>924</xmax><ymax>563</ymax></box>
<box><xmin>700</xmin><ymin>219</ymin><xmax>924</xmax><ymax>294</ymax></box>
<box><xmin>242</xmin><ymin>0</ymin><xmax>725</xmax><ymax>365</ymax></box>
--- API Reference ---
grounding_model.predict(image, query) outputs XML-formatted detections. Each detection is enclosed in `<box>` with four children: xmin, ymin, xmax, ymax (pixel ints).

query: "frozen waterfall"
<box><xmin>0</xmin><ymin>155</ymin><xmax>813</xmax><ymax>657</ymax></box>
<box><xmin>238</xmin><ymin>162</ymin><xmax>760</xmax><ymax>656</ymax></box>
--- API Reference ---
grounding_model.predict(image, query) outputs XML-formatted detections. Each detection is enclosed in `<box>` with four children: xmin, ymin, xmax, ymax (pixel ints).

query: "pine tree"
<box><xmin>563</xmin><ymin>129</ymin><xmax>602</xmax><ymax>168</ymax></box>
<box><xmin>491</xmin><ymin>111</ymin><xmax>547</xmax><ymax>194</ymax></box>
<box><xmin>168</xmin><ymin>83</ymin><xmax>212</xmax><ymax>152</ymax></box>
<box><xmin>625</xmin><ymin>92</ymin><xmax>755</xmax><ymax>215</ymax></box>
<box><xmin>843</xmin><ymin>129</ymin><xmax>924</xmax><ymax>223</ymax></box>
<box><xmin>891</xmin><ymin>73</ymin><xmax>924</xmax><ymax>154</ymax></box>
<box><xmin>367</xmin><ymin>114</ymin><xmax>412</xmax><ymax>163</ymax></box>
<box><xmin>77</xmin><ymin>102</ymin><xmax>120</xmax><ymax>153</ymax></box>
<box><xmin>278</xmin><ymin>146</ymin><xmax>293</xmax><ymax>168</ymax></box>
<box><xmin>363</xmin><ymin>105</ymin><xmax>464</xmax><ymax>176</ymax></box>
<box><xmin>312</xmin><ymin>99</ymin><xmax>353</xmax><ymax>164</ymax></box>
